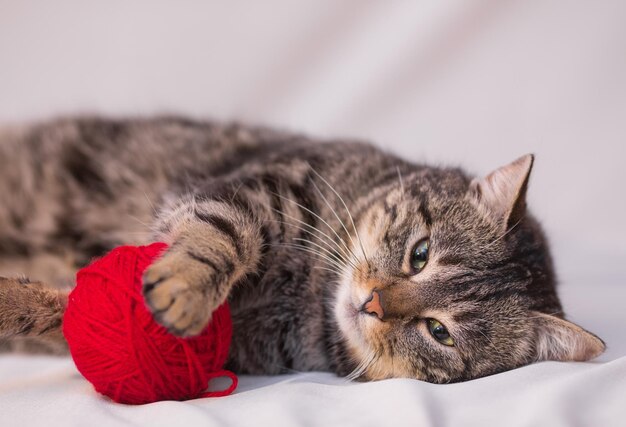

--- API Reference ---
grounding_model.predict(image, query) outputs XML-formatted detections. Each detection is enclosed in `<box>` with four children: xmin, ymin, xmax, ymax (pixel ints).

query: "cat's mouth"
<box><xmin>334</xmin><ymin>273</ymin><xmax>388</xmax><ymax>360</ymax></box>
<box><xmin>338</xmin><ymin>288</ymin><xmax>376</xmax><ymax>335</ymax></box>
<box><xmin>335</xmin><ymin>282</ymin><xmax>362</xmax><ymax>330</ymax></box>
<box><xmin>341</xmin><ymin>299</ymin><xmax>360</xmax><ymax>324</ymax></box>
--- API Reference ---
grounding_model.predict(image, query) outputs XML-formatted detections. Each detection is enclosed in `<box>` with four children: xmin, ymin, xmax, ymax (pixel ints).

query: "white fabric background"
<box><xmin>0</xmin><ymin>1</ymin><xmax>625</xmax><ymax>426</ymax></box>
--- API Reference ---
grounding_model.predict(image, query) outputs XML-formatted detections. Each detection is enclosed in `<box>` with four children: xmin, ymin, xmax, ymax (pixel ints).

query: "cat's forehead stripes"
<box><xmin>2</xmin><ymin>117</ymin><xmax>601</xmax><ymax>386</ymax></box>
<box><xmin>378</xmin><ymin>197</ymin><xmax>431</xmax><ymax>243</ymax></box>
<box><xmin>340</xmin><ymin>164</ymin><xmax>555</xmax><ymax>383</ymax></box>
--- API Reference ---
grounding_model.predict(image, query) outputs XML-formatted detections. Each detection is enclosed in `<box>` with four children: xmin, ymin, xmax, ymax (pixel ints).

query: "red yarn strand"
<box><xmin>63</xmin><ymin>243</ymin><xmax>237</xmax><ymax>404</ymax></box>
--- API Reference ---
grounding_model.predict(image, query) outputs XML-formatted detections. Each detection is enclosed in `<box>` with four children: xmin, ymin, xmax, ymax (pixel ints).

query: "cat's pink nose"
<box><xmin>362</xmin><ymin>290</ymin><xmax>384</xmax><ymax>320</ymax></box>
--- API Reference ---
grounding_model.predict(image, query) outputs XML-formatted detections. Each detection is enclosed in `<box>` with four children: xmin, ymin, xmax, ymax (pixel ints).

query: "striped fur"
<box><xmin>0</xmin><ymin>117</ymin><xmax>604</xmax><ymax>382</ymax></box>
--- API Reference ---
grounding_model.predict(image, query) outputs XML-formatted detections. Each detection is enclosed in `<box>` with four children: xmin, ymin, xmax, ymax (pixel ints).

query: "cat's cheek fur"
<box><xmin>0</xmin><ymin>116</ymin><xmax>604</xmax><ymax>383</ymax></box>
<box><xmin>334</xmin><ymin>266</ymin><xmax>422</xmax><ymax>382</ymax></box>
<box><xmin>333</xmin><ymin>270</ymin><xmax>389</xmax><ymax>377</ymax></box>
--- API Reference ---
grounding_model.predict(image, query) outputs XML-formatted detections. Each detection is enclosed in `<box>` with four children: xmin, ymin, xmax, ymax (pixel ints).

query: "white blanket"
<box><xmin>1</xmin><ymin>283</ymin><xmax>624</xmax><ymax>427</ymax></box>
<box><xmin>1</xmin><ymin>1</ymin><xmax>625</xmax><ymax>426</ymax></box>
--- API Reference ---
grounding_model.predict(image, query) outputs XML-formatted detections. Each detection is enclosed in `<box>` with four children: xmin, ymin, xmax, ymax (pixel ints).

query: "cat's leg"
<box><xmin>0</xmin><ymin>121</ymin><xmax>140</xmax><ymax>351</ymax></box>
<box><xmin>0</xmin><ymin>119</ymin><xmax>161</xmax><ymax>285</ymax></box>
<box><xmin>143</xmin><ymin>195</ymin><xmax>265</xmax><ymax>336</ymax></box>
<box><xmin>0</xmin><ymin>126</ymin><xmax>77</xmax><ymax>351</ymax></box>
<box><xmin>0</xmin><ymin>123</ymin><xmax>96</xmax><ymax>287</ymax></box>
<box><xmin>0</xmin><ymin>276</ymin><xmax>68</xmax><ymax>352</ymax></box>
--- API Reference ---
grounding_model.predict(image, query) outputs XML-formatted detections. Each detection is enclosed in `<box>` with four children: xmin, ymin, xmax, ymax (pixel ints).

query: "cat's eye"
<box><xmin>410</xmin><ymin>239</ymin><xmax>429</xmax><ymax>273</ymax></box>
<box><xmin>427</xmin><ymin>318</ymin><xmax>454</xmax><ymax>346</ymax></box>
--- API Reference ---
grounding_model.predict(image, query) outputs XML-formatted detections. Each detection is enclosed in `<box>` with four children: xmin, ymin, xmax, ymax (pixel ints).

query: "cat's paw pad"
<box><xmin>142</xmin><ymin>251</ymin><xmax>214</xmax><ymax>337</ymax></box>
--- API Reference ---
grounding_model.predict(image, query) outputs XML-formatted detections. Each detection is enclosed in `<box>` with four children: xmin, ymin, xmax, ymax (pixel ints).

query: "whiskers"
<box><xmin>501</xmin><ymin>310</ymin><xmax>564</xmax><ymax>322</ymax></box>
<box><xmin>267</xmin><ymin>213</ymin><xmax>356</xmax><ymax>278</ymax></box>
<box><xmin>278</xmin><ymin>242</ymin><xmax>347</xmax><ymax>274</ymax></box>
<box><xmin>266</xmin><ymin>210</ymin><xmax>357</xmax><ymax>271</ymax></box>
<box><xmin>484</xmin><ymin>216</ymin><xmax>525</xmax><ymax>250</ymax></box>
<box><xmin>309</xmin><ymin>167</ymin><xmax>369</xmax><ymax>265</ymax></box>
<box><xmin>266</xmin><ymin>167</ymin><xmax>371</xmax><ymax>277</ymax></box>
<box><xmin>345</xmin><ymin>349</ymin><xmax>380</xmax><ymax>382</ymax></box>
<box><xmin>308</xmin><ymin>169</ymin><xmax>369</xmax><ymax>265</ymax></box>
<box><xmin>396</xmin><ymin>166</ymin><xmax>405</xmax><ymax>196</ymax></box>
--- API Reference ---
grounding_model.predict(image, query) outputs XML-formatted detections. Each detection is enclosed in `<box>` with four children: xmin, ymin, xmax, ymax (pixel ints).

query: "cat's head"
<box><xmin>334</xmin><ymin>155</ymin><xmax>605</xmax><ymax>382</ymax></box>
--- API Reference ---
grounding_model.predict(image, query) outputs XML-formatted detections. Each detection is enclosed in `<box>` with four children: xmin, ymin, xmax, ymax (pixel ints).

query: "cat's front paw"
<box><xmin>142</xmin><ymin>249</ymin><xmax>221</xmax><ymax>337</ymax></box>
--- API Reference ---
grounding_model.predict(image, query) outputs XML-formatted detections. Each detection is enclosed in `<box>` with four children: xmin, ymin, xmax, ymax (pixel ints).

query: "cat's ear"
<box><xmin>533</xmin><ymin>312</ymin><xmax>605</xmax><ymax>362</ymax></box>
<box><xmin>470</xmin><ymin>154</ymin><xmax>534</xmax><ymax>229</ymax></box>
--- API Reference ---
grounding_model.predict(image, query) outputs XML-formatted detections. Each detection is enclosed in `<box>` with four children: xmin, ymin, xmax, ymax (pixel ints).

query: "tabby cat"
<box><xmin>0</xmin><ymin>117</ymin><xmax>604</xmax><ymax>383</ymax></box>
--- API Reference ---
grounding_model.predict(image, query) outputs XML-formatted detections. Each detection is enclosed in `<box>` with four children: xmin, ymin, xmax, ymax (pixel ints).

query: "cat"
<box><xmin>0</xmin><ymin>116</ymin><xmax>604</xmax><ymax>383</ymax></box>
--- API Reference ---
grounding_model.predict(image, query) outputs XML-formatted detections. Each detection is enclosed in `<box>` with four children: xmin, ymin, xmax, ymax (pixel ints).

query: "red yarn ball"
<box><xmin>63</xmin><ymin>243</ymin><xmax>237</xmax><ymax>405</ymax></box>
